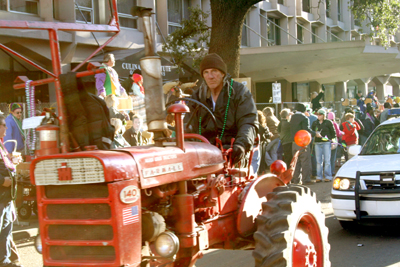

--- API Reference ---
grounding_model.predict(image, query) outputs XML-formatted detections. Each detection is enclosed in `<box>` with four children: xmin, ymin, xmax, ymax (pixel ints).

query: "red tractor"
<box><xmin>1</xmin><ymin>4</ymin><xmax>329</xmax><ymax>267</ymax></box>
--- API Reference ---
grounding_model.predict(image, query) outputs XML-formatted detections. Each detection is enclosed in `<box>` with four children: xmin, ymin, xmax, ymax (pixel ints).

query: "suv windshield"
<box><xmin>361</xmin><ymin>123</ymin><xmax>400</xmax><ymax>155</ymax></box>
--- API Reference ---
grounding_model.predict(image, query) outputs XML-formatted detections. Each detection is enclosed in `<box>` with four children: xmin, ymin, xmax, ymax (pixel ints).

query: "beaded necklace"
<box><xmin>199</xmin><ymin>79</ymin><xmax>233</xmax><ymax>140</ymax></box>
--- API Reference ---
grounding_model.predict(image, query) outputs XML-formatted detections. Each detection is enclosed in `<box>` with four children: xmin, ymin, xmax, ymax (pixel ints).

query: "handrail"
<box><xmin>296</xmin><ymin>23</ymin><xmax>326</xmax><ymax>43</ymax></box>
<box><xmin>259</xmin><ymin>13</ymin><xmax>303</xmax><ymax>44</ymax></box>
<box><xmin>243</xmin><ymin>23</ymin><xmax>274</xmax><ymax>46</ymax></box>
<box><xmin>326</xmin><ymin>29</ymin><xmax>344</xmax><ymax>42</ymax></box>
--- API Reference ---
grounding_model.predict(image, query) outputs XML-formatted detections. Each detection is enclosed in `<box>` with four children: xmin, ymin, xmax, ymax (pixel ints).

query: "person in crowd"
<box><xmin>366</xmin><ymin>90</ymin><xmax>379</xmax><ymax>108</ymax></box>
<box><xmin>341</xmin><ymin>108</ymin><xmax>365</xmax><ymax>145</ymax></box>
<box><xmin>327</xmin><ymin>112</ymin><xmax>344</xmax><ymax>175</ymax></box>
<box><xmin>95</xmin><ymin>53</ymin><xmax>127</xmax><ymax>98</ymax></box>
<box><xmin>341</xmin><ymin>113</ymin><xmax>361</xmax><ymax>160</ymax></box>
<box><xmin>311</xmin><ymin>109</ymin><xmax>337</xmax><ymax>182</ymax></box>
<box><xmin>4</xmin><ymin>104</ymin><xmax>24</xmax><ymax>155</ymax></box>
<box><xmin>278</xmin><ymin>108</ymin><xmax>292</xmax><ymax>168</ymax></box>
<box><xmin>305</xmin><ymin>107</ymin><xmax>318</xmax><ymax>178</ymax></box>
<box><xmin>127</xmin><ymin>72</ymin><xmax>147</xmax><ymax>128</ymax></box>
<box><xmin>311</xmin><ymin>87</ymin><xmax>324</xmax><ymax>112</ymax></box>
<box><xmin>123</xmin><ymin>113</ymin><xmax>148</xmax><ymax>146</ymax></box>
<box><xmin>262</xmin><ymin>107</ymin><xmax>280</xmax><ymax>167</ymax></box>
<box><xmin>132</xmin><ymin>73</ymin><xmax>145</xmax><ymax>98</ymax></box>
<box><xmin>104</xmin><ymin>95</ymin><xmax>128</xmax><ymax>124</ymax></box>
<box><xmin>188</xmin><ymin>53</ymin><xmax>258</xmax><ymax>165</ymax></box>
<box><xmin>355</xmin><ymin>90</ymin><xmax>363</xmax><ymax>100</ymax></box>
<box><xmin>379</xmin><ymin>102</ymin><xmax>392</xmax><ymax>123</ymax></box>
<box><xmin>361</xmin><ymin>105</ymin><xmax>380</xmax><ymax>141</ymax></box>
<box><xmin>0</xmin><ymin>114</ymin><xmax>23</xmax><ymax>267</ymax></box>
<box><xmin>251</xmin><ymin>110</ymin><xmax>271</xmax><ymax>175</ymax></box>
<box><xmin>110</xmin><ymin>118</ymin><xmax>130</xmax><ymax>148</ymax></box>
<box><xmin>290</xmin><ymin>103</ymin><xmax>320</xmax><ymax>185</ymax></box>
<box><xmin>394</xmin><ymin>103</ymin><xmax>400</xmax><ymax>108</ymax></box>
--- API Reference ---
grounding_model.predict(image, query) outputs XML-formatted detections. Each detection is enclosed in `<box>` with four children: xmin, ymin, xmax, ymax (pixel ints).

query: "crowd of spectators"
<box><xmin>253</xmin><ymin>89</ymin><xmax>397</xmax><ymax>184</ymax></box>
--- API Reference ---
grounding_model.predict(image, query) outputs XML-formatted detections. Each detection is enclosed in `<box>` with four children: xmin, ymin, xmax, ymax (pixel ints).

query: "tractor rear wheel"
<box><xmin>253</xmin><ymin>185</ymin><xmax>330</xmax><ymax>267</ymax></box>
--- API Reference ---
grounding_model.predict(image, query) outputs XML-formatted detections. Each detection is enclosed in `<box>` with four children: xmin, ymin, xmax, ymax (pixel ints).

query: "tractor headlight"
<box><xmin>35</xmin><ymin>234</ymin><xmax>42</xmax><ymax>254</ymax></box>
<box><xmin>333</xmin><ymin>177</ymin><xmax>355</xmax><ymax>191</ymax></box>
<box><xmin>154</xmin><ymin>231</ymin><xmax>179</xmax><ymax>258</ymax></box>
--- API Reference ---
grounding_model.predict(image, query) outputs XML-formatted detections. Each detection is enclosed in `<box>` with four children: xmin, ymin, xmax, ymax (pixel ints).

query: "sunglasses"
<box><xmin>15</xmin><ymin>112</ymin><xmax>22</xmax><ymax>114</ymax></box>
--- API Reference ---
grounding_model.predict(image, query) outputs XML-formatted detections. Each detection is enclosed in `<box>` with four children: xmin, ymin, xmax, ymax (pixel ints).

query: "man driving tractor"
<box><xmin>188</xmin><ymin>53</ymin><xmax>258</xmax><ymax>165</ymax></box>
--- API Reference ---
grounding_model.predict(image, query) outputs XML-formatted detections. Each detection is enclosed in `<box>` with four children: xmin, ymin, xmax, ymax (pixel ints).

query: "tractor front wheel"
<box><xmin>18</xmin><ymin>203</ymin><xmax>32</xmax><ymax>220</ymax></box>
<box><xmin>253</xmin><ymin>185</ymin><xmax>330</xmax><ymax>267</ymax></box>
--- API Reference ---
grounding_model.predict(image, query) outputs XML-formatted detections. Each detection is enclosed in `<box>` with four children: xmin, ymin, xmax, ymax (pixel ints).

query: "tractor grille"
<box><xmin>47</xmin><ymin>204</ymin><xmax>111</xmax><ymax>220</ymax></box>
<box><xmin>48</xmin><ymin>225</ymin><xmax>113</xmax><ymax>240</ymax></box>
<box><xmin>45</xmin><ymin>184</ymin><xmax>109</xmax><ymax>199</ymax></box>
<box><xmin>34</xmin><ymin>158</ymin><xmax>105</xmax><ymax>185</ymax></box>
<box><xmin>49</xmin><ymin>246</ymin><xmax>115</xmax><ymax>261</ymax></box>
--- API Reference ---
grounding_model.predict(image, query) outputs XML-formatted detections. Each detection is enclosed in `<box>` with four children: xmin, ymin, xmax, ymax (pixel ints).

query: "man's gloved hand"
<box><xmin>232</xmin><ymin>145</ymin><xmax>245</xmax><ymax>165</ymax></box>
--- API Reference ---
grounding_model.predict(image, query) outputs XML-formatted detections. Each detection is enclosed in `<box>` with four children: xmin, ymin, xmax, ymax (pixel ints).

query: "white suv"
<box><xmin>331</xmin><ymin>117</ymin><xmax>400</xmax><ymax>229</ymax></box>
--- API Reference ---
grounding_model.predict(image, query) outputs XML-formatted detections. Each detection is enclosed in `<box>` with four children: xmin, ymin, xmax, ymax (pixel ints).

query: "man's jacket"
<box><xmin>189</xmin><ymin>75</ymin><xmax>258</xmax><ymax>152</ymax></box>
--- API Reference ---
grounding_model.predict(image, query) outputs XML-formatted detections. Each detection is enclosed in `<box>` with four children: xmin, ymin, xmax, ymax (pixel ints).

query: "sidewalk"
<box><xmin>13</xmin><ymin>214</ymin><xmax>39</xmax><ymax>242</ymax></box>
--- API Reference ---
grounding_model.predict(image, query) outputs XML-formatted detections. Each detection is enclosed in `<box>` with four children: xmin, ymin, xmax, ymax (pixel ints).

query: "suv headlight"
<box><xmin>333</xmin><ymin>177</ymin><xmax>355</xmax><ymax>191</ymax></box>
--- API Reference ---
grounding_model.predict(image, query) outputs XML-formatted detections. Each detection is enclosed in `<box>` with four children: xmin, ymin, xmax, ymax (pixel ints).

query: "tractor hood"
<box><xmin>119</xmin><ymin>142</ymin><xmax>225</xmax><ymax>189</ymax></box>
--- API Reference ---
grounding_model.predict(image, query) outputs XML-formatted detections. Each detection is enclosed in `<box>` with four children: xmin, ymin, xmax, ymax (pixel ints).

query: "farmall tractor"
<box><xmin>1</xmin><ymin>4</ymin><xmax>329</xmax><ymax>267</ymax></box>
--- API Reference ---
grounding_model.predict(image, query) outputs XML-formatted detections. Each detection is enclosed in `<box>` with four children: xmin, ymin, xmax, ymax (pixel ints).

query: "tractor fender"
<box><xmin>236</xmin><ymin>174</ymin><xmax>285</xmax><ymax>237</ymax></box>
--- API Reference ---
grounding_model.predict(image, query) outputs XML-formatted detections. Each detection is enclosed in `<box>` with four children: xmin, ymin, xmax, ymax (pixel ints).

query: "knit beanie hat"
<box><xmin>295</xmin><ymin>103</ymin><xmax>306</xmax><ymax>113</ymax></box>
<box><xmin>200</xmin><ymin>53</ymin><xmax>227</xmax><ymax>77</ymax></box>
<box><xmin>9</xmin><ymin>103</ymin><xmax>22</xmax><ymax>113</ymax></box>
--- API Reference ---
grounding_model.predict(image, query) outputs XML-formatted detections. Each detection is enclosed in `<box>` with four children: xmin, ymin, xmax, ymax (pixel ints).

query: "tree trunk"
<box><xmin>209</xmin><ymin>0</ymin><xmax>260</xmax><ymax>78</ymax></box>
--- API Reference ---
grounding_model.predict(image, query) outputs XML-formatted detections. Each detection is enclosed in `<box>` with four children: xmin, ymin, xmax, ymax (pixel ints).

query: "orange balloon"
<box><xmin>294</xmin><ymin>130</ymin><xmax>311</xmax><ymax>147</ymax></box>
<box><xmin>270</xmin><ymin>160</ymin><xmax>287</xmax><ymax>176</ymax></box>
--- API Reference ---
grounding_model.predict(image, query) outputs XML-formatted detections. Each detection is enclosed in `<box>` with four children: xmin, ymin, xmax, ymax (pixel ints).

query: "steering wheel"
<box><xmin>165</xmin><ymin>97</ymin><xmax>217</xmax><ymax>135</ymax></box>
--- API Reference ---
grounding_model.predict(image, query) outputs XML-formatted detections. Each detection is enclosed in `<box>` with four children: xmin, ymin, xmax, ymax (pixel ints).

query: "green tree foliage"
<box><xmin>162</xmin><ymin>7</ymin><xmax>210</xmax><ymax>73</ymax></box>
<box><xmin>350</xmin><ymin>0</ymin><xmax>400</xmax><ymax>46</ymax></box>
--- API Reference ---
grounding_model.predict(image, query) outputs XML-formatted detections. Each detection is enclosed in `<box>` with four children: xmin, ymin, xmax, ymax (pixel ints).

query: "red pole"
<box><xmin>13</xmin><ymin>69</ymin><xmax>106</xmax><ymax>90</ymax></box>
<box><xmin>0</xmin><ymin>43</ymin><xmax>56</xmax><ymax>77</ymax></box>
<box><xmin>72</xmin><ymin>0</ymin><xmax>120</xmax><ymax>72</ymax></box>
<box><xmin>71</xmin><ymin>32</ymin><xmax>119</xmax><ymax>72</ymax></box>
<box><xmin>48</xmin><ymin>29</ymin><xmax>69</xmax><ymax>153</ymax></box>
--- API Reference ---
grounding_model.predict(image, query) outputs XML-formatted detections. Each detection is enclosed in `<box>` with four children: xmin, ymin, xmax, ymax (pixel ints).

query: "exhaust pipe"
<box><xmin>133</xmin><ymin>7</ymin><xmax>167</xmax><ymax>139</ymax></box>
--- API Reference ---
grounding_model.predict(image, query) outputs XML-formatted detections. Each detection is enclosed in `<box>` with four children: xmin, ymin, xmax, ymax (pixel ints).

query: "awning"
<box><xmin>240</xmin><ymin>41</ymin><xmax>400</xmax><ymax>84</ymax></box>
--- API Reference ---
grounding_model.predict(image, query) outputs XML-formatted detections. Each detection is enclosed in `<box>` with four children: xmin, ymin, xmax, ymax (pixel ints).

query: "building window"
<box><xmin>331</xmin><ymin>31</ymin><xmax>339</xmax><ymax>42</ymax></box>
<box><xmin>241</xmin><ymin>16</ymin><xmax>249</xmax><ymax>47</ymax></box>
<box><xmin>75</xmin><ymin>0</ymin><xmax>93</xmax><ymax>23</ymax></box>
<box><xmin>0</xmin><ymin>0</ymin><xmax>39</xmax><ymax>14</ymax></box>
<box><xmin>337</xmin><ymin>0</ymin><xmax>342</xmax><ymax>21</ymax></box>
<box><xmin>278</xmin><ymin>0</ymin><xmax>284</xmax><ymax>4</ymax></box>
<box><xmin>312</xmin><ymin>27</ymin><xmax>317</xmax><ymax>43</ymax></box>
<box><xmin>268</xmin><ymin>18</ymin><xmax>281</xmax><ymax>45</ymax></box>
<box><xmin>297</xmin><ymin>24</ymin><xmax>303</xmax><ymax>44</ymax></box>
<box><xmin>326</xmin><ymin>0</ymin><xmax>331</xmax><ymax>18</ymax></box>
<box><xmin>118</xmin><ymin>0</ymin><xmax>137</xmax><ymax>29</ymax></box>
<box><xmin>302</xmin><ymin>0</ymin><xmax>310</xmax><ymax>13</ymax></box>
<box><xmin>167</xmin><ymin>0</ymin><xmax>190</xmax><ymax>34</ymax></box>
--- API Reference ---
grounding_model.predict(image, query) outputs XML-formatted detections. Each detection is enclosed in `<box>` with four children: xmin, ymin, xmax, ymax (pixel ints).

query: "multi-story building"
<box><xmin>0</xmin><ymin>0</ymin><xmax>399</xmax><ymax>107</ymax></box>
<box><xmin>239</xmin><ymin>0</ymin><xmax>400</xmax><ymax>105</ymax></box>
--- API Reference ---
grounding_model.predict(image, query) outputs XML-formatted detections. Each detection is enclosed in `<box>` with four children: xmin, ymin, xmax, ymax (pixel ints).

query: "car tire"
<box><xmin>339</xmin><ymin>220</ymin><xmax>357</xmax><ymax>230</ymax></box>
<box><xmin>253</xmin><ymin>184</ymin><xmax>330</xmax><ymax>267</ymax></box>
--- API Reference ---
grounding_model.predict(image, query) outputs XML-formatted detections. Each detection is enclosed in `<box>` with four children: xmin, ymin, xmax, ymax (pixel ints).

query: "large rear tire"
<box><xmin>253</xmin><ymin>185</ymin><xmax>330</xmax><ymax>267</ymax></box>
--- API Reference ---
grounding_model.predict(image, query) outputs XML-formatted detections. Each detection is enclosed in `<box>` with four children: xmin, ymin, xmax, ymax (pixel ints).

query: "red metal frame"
<box><xmin>0</xmin><ymin>0</ymin><xmax>121</xmax><ymax>153</ymax></box>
